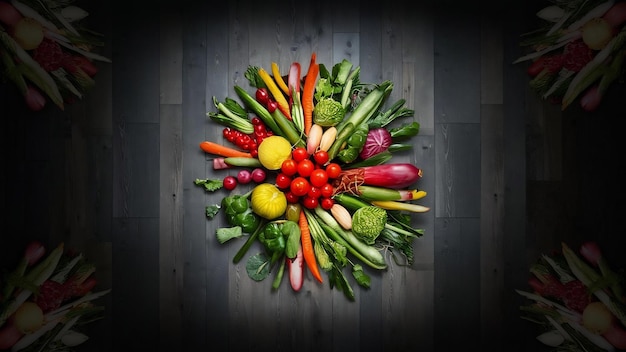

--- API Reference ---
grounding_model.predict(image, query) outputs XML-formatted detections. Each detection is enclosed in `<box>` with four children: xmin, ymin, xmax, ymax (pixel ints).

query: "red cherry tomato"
<box><xmin>290</xmin><ymin>177</ymin><xmax>310</xmax><ymax>196</ymax></box>
<box><xmin>313</xmin><ymin>150</ymin><xmax>329</xmax><ymax>165</ymax></box>
<box><xmin>325</xmin><ymin>163</ymin><xmax>342</xmax><ymax>179</ymax></box>
<box><xmin>320</xmin><ymin>197</ymin><xmax>334</xmax><ymax>210</ymax></box>
<box><xmin>275</xmin><ymin>173</ymin><xmax>292</xmax><ymax>189</ymax></box>
<box><xmin>266</xmin><ymin>100</ymin><xmax>278</xmax><ymax>113</ymax></box>
<box><xmin>302</xmin><ymin>196</ymin><xmax>319</xmax><ymax>209</ymax></box>
<box><xmin>223</xmin><ymin>175</ymin><xmax>237</xmax><ymax>190</ymax></box>
<box><xmin>320</xmin><ymin>183</ymin><xmax>334</xmax><ymax>198</ymax></box>
<box><xmin>281</xmin><ymin>159</ymin><xmax>298</xmax><ymax>176</ymax></box>
<box><xmin>307</xmin><ymin>186</ymin><xmax>321</xmax><ymax>199</ymax></box>
<box><xmin>292</xmin><ymin>147</ymin><xmax>309</xmax><ymax>162</ymax></box>
<box><xmin>285</xmin><ymin>191</ymin><xmax>300</xmax><ymax>204</ymax></box>
<box><xmin>309</xmin><ymin>169</ymin><xmax>328</xmax><ymax>188</ymax></box>
<box><xmin>297</xmin><ymin>159</ymin><xmax>315</xmax><ymax>177</ymax></box>
<box><xmin>256</xmin><ymin>88</ymin><xmax>270</xmax><ymax>106</ymax></box>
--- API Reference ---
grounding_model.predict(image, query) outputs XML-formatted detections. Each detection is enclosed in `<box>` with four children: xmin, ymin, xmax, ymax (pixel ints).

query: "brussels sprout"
<box><xmin>351</xmin><ymin>206</ymin><xmax>387</xmax><ymax>244</ymax></box>
<box><xmin>313</xmin><ymin>98</ymin><xmax>345</xmax><ymax>127</ymax></box>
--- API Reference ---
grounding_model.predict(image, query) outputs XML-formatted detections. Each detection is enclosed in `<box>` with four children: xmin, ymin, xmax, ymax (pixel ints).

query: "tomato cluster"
<box><xmin>275</xmin><ymin>147</ymin><xmax>342</xmax><ymax>210</ymax></box>
<box><xmin>222</xmin><ymin>117</ymin><xmax>272</xmax><ymax>157</ymax></box>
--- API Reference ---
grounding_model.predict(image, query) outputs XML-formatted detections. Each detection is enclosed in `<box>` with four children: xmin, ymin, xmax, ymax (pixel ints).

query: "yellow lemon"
<box><xmin>14</xmin><ymin>301</ymin><xmax>43</xmax><ymax>333</ymax></box>
<box><xmin>581</xmin><ymin>18</ymin><xmax>613</xmax><ymax>50</ymax></box>
<box><xmin>257</xmin><ymin>135</ymin><xmax>292</xmax><ymax>170</ymax></box>
<box><xmin>251</xmin><ymin>183</ymin><xmax>287</xmax><ymax>220</ymax></box>
<box><xmin>12</xmin><ymin>18</ymin><xmax>44</xmax><ymax>50</ymax></box>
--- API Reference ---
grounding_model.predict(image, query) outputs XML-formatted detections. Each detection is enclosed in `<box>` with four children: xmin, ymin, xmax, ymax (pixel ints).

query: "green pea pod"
<box><xmin>281</xmin><ymin>220</ymin><xmax>301</xmax><ymax>259</ymax></box>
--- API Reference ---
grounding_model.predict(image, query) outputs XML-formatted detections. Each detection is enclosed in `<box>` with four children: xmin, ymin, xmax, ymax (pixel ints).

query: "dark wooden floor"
<box><xmin>2</xmin><ymin>0</ymin><xmax>626</xmax><ymax>351</ymax></box>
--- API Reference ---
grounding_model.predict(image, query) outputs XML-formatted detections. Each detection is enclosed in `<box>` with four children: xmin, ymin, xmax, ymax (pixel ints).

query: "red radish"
<box><xmin>0</xmin><ymin>323</ymin><xmax>23</xmax><ymax>350</ymax></box>
<box><xmin>212</xmin><ymin>158</ymin><xmax>231</xmax><ymax>170</ymax></box>
<box><xmin>288</xmin><ymin>246</ymin><xmax>304</xmax><ymax>291</ymax></box>
<box><xmin>580</xmin><ymin>241</ymin><xmax>603</xmax><ymax>266</ymax></box>
<box><xmin>23</xmin><ymin>240</ymin><xmax>45</xmax><ymax>266</ymax></box>
<box><xmin>24</xmin><ymin>85</ymin><xmax>46</xmax><ymax>112</ymax></box>
<box><xmin>250</xmin><ymin>168</ymin><xmax>266</xmax><ymax>183</ymax></box>
<box><xmin>603</xmin><ymin>323</ymin><xmax>626</xmax><ymax>349</ymax></box>
<box><xmin>0</xmin><ymin>1</ymin><xmax>23</xmax><ymax>28</ymax></box>
<box><xmin>603</xmin><ymin>1</ymin><xmax>626</xmax><ymax>28</ymax></box>
<box><xmin>72</xmin><ymin>56</ymin><xmax>98</xmax><ymax>77</ymax></box>
<box><xmin>580</xmin><ymin>84</ymin><xmax>603</xmax><ymax>112</ymax></box>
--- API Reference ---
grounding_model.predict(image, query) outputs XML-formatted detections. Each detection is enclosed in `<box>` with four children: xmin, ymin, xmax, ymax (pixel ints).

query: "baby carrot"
<box><xmin>302</xmin><ymin>52</ymin><xmax>319</xmax><ymax>136</ymax></box>
<box><xmin>298</xmin><ymin>209</ymin><xmax>323</xmax><ymax>283</ymax></box>
<box><xmin>199</xmin><ymin>141</ymin><xmax>252</xmax><ymax>158</ymax></box>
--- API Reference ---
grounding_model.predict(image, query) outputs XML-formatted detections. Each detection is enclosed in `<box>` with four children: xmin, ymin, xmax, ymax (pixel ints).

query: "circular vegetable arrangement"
<box><xmin>514</xmin><ymin>0</ymin><xmax>626</xmax><ymax>112</ymax></box>
<box><xmin>194</xmin><ymin>53</ymin><xmax>429</xmax><ymax>300</ymax></box>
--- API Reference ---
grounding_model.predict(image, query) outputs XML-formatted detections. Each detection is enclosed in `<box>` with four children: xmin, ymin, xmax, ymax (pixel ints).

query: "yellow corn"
<box><xmin>271</xmin><ymin>62</ymin><xmax>290</xmax><ymax>95</ymax></box>
<box><xmin>371</xmin><ymin>200</ymin><xmax>430</xmax><ymax>213</ymax></box>
<box><xmin>258</xmin><ymin>67</ymin><xmax>291</xmax><ymax>120</ymax></box>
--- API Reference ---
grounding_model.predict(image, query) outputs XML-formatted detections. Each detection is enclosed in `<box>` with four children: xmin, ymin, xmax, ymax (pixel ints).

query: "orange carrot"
<box><xmin>298</xmin><ymin>209</ymin><xmax>323</xmax><ymax>283</ymax></box>
<box><xmin>302</xmin><ymin>52</ymin><xmax>318</xmax><ymax>136</ymax></box>
<box><xmin>199</xmin><ymin>141</ymin><xmax>252</xmax><ymax>158</ymax></box>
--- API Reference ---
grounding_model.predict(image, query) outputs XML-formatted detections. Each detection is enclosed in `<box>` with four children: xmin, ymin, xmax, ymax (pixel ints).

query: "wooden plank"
<box><xmin>434</xmin><ymin>123</ymin><xmax>481</xmax><ymax>218</ymax></box>
<box><xmin>502</xmin><ymin>2</ymin><xmax>534</xmax><ymax>348</ymax></box>
<box><xmin>355</xmin><ymin>4</ymin><xmax>383</xmax><ymax>351</ymax></box>
<box><xmin>203</xmin><ymin>0</ymin><xmax>233</xmax><ymax>348</ymax></box>
<box><xmin>433</xmin><ymin>5</ymin><xmax>481</xmax><ymax>124</ymax></box>
<box><xmin>380</xmin><ymin>4</ymin><xmax>405</xmax><ymax>348</ymax></box>
<box><xmin>158</xmin><ymin>104</ymin><xmax>183</xmax><ymax>351</ymax></box>
<box><xmin>479</xmin><ymin>104</ymin><xmax>505</xmax><ymax>350</ymax></box>
<box><xmin>358</xmin><ymin>3</ymin><xmax>382</xmax><ymax>84</ymax></box>
<box><xmin>111</xmin><ymin>218</ymin><xmax>159</xmax><ymax>351</ymax></box>
<box><xmin>403</xmin><ymin>2</ymin><xmax>435</xmax><ymax>136</ymax></box>
<box><xmin>158</xmin><ymin>4</ymin><xmax>183</xmax><ymax>351</ymax></box>
<box><xmin>160</xmin><ymin>6</ymin><xmax>183</xmax><ymax>105</ymax></box>
<box><xmin>181</xmin><ymin>3</ymin><xmax>211</xmax><ymax>350</ymax></box>
<box><xmin>112</xmin><ymin>122</ymin><xmax>160</xmax><ymax>218</ymax></box>
<box><xmin>333</xmin><ymin>32</ymin><xmax>360</xmax><ymax>65</ymax></box>
<box><xmin>111</xmin><ymin>15</ymin><xmax>159</xmax><ymax>124</ymax></box>
<box><xmin>434</xmin><ymin>217</ymin><xmax>480</xmax><ymax>350</ymax></box>
<box><xmin>226</xmin><ymin>3</ymin><xmax>259</xmax><ymax>350</ymax></box>
<box><xmin>480</xmin><ymin>10</ymin><xmax>503</xmax><ymax>105</ymax></box>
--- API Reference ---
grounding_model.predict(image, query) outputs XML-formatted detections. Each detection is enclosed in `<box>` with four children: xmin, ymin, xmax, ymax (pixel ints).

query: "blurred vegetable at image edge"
<box><xmin>195</xmin><ymin>53</ymin><xmax>430</xmax><ymax>301</ymax></box>
<box><xmin>514</xmin><ymin>0</ymin><xmax>626</xmax><ymax>112</ymax></box>
<box><xmin>517</xmin><ymin>241</ymin><xmax>626</xmax><ymax>351</ymax></box>
<box><xmin>0</xmin><ymin>0</ymin><xmax>111</xmax><ymax>111</ymax></box>
<box><xmin>0</xmin><ymin>240</ymin><xmax>110</xmax><ymax>351</ymax></box>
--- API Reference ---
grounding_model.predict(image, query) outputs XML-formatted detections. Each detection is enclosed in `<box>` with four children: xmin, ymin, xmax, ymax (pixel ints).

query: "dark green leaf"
<box><xmin>352</xmin><ymin>264</ymin><xmax>370</xmax><ymax>288</ymax></box>
<box><xmin>205</xmin><ymin>205</ymin><xmax>220</xmax><ymax>219</ymax></box>
<box><xmin>194</xmin><ymin>178</ymin><xmax>223</xmax><ymax>192</ymax></box>
<box><xmin>246</xmin><ymin>253</ymin><xmax>271</xmax><ymax>281</ymax></box>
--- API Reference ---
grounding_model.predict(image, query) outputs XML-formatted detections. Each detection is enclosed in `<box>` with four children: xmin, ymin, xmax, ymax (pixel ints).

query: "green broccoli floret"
<box><xmin>351</xmin><ymin>206</ymin><xmax>387</xmax><ymax>245</ymax></box>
